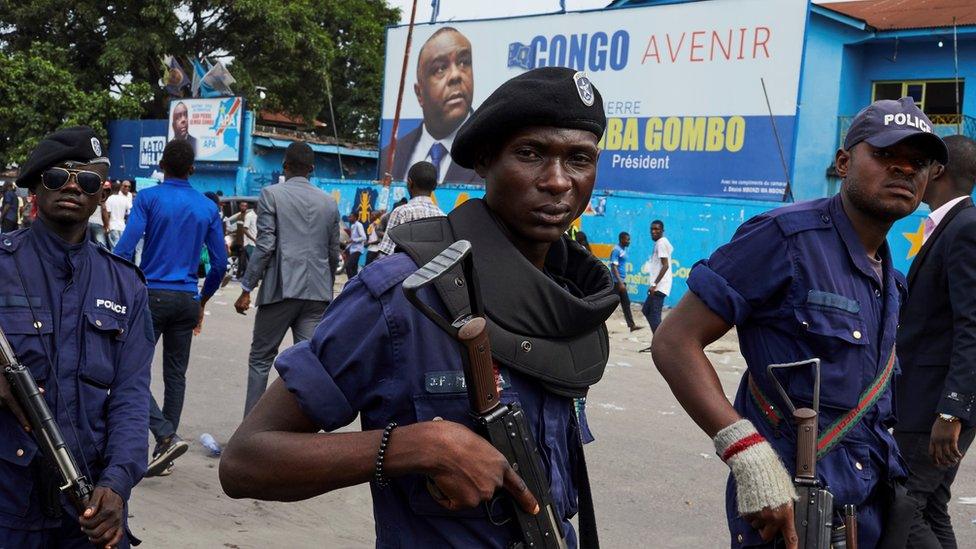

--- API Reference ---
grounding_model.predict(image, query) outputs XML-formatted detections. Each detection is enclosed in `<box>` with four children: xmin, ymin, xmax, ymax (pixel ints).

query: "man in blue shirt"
<box><xmin>0</xmin><ymin>126</ymin><xmax>154</xmax><ymax>548</ymax></box>
<box><xmin>609</xmin><ymin>231</ymin><xmax>642</xmax><ymax>332</ymax></box>
<box><xmin>219</xmin><ymin>67</ymin><xmax>618</xmax><ymax>548</ymax></box>
<box><xmin>114</xmin><ymin>139</ymin><xmax>227</xmax><ymax>477</ymax></box>
<box><xmin>652</xmin><ymin>98</ymin><xmax>949</xmax><ymax>548</ymax></box>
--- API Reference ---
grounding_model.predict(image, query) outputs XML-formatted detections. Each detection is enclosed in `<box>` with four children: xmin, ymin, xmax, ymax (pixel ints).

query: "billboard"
<box><xmin>379</xmin><ymin>0</ymin><xmax>808</xmax><ymax>200</ymax></box>
<box><xmin>167</xmin><ymin>97</ymin><xmax>244</xmax><ymax>162</ymax></box>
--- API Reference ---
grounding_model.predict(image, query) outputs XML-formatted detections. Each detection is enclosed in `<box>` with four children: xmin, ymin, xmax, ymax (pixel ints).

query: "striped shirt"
<box><xmin>378</xmin><ymin>195</ymin><xmax>446</xmax><ymax>255</ymax></box>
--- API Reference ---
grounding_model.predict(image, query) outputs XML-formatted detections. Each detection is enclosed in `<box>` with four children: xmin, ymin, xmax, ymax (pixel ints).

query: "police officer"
<box><xmin>651</xmin><ymin>98</ymin><xmax>948</xmax><ymax>548</ymax></box>
<box><xmin>0</xmin><ymin>127</ymin><xmax>154</xmax><ymax>548</ymax></box>
<box><xmin>220</xmin><ymin>67</ymin><xmax>618</xmax><ymax>547</ymax></box>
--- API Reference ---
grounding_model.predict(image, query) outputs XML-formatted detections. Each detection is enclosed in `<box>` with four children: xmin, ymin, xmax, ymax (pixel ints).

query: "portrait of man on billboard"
<box><xmin>382</xmin><ymin>27</ymin><xmax>481</xmax><ymax>185</ymax></box>
<box><xmin>170</xmin><ymin>101</ymin><xmax>197</xmax><ymax>151</ymax></box>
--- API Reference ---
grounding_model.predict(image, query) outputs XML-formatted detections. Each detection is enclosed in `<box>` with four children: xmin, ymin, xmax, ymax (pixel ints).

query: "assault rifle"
<box><xmin>403</xmin><ymin>240</ymin><xmax>568</xmax><ymax>549</ymax></box>
<box><xmin>768</xmin><ymin>358</ymin><xmax>832</xmax><ymax>548</ymax></box>
<box><xmin>0</xmin><ymin>328</ymin><xmax>94</xmax><ymax>514</ymax></box>
<box><xmin>768</xmin><ymin>358</ymin><xmax>856</xmax><ymax>549</ymax></box>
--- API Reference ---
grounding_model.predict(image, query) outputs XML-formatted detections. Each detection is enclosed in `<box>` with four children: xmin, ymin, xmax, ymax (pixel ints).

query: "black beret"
<box><xmin>16</xmin><ymin>126</ymin><xmax>109</xmax><ymax>188</ymax></box>
<box><xmin>451</xmin><ymin>67</ymin><xmax>606</xmax><ymax>169</ymax></box>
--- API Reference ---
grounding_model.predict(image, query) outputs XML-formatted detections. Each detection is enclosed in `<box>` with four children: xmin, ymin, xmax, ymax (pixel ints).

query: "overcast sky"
<box><xmin>386</xmin><ymin>0</ymin><xmax>851</xmax><ymax>24</ymax></box>
<box><xmin>387</xmin><ymin>0</ymin><xmax>610</xmax><ymax>24</ymax></box>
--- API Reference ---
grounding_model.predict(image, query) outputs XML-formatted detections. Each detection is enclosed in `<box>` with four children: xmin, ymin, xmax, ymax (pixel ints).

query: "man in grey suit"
<box><xmin>234</xmin><ymin>142</ymin><xmax>341</xmax><ymax>416</ymax></box>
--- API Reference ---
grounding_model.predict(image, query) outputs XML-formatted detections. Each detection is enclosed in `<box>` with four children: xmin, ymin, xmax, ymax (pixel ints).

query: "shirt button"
<box><xmin>32</xmin><ymin>321</ymin><xmax>42</xmax><ymax>330</ymax></box>
<box><xmin>15</xmin><ymin>449</ymin><xmax>24</xmax><ymax>457</ymax></box>
<box><xmin>737</xmin><ymin>534</ymin><xmax>744</xmax><ymax>544</ymax></box>
<box><xmin>820</xmin><ymin>214</ymin><xmax>830</xmax><ymax>223</ymax></box>
<box><xmin>852</xmin><ymin>330</ymin><xmax>862</xmax><ymax>340</ymax></box>
<box><xmin>855</xmin><ymin>461</ymin><xmax>863</xmax><ymax>471</ymax></box>
<box><xmin>95</xmin><ymin>319</ymin><xmax>103</xmax><ymax>327</ymax></box>
<box><xmin>874</xmin><ymin>288</ymin><xmax>882</xmax><ymax>297</ymax></box>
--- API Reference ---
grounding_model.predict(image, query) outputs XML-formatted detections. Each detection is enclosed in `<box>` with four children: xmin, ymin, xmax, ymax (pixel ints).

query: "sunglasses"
<box><xmin>40</xmin><ymin>167</ymin><xmax>104</xmax><ymax>195</ymax></box>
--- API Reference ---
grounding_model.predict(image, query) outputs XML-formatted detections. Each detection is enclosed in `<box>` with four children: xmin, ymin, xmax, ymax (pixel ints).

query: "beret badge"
<box><xmin>573</xmin><ymin>72</ymin><xmax>595</xmax><ymax>107</ymax></box>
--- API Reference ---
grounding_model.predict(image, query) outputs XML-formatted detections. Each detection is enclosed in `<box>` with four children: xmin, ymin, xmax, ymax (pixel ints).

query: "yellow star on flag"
<box><xmin>902</xmin><ymin>220</ymin><xmax>926</xmax><ymax>259</ymax></box>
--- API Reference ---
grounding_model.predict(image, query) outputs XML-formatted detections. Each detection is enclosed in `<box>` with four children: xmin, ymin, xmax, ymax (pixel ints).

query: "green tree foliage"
<box><xmin>0</xmin><ymin>0</ymin><xmax>400</xmax><ymax>150</ymax></box>
<box><xmin>0</xmin><ymin>45</ymin><xmax>150</xmax><ymax>165</ymax></box>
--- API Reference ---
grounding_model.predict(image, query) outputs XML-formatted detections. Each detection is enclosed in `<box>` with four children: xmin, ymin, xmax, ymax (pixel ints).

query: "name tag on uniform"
<box><xmin>425</xmin><ymin>371</ymin><xmax>512</xmax><ymax>393</ymax></box>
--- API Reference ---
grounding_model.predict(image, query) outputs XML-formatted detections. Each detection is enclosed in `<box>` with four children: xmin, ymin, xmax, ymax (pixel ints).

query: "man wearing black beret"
<box><xmin>221</xmin><ymin>67</ymin><xmax>618</xmax><ymax>547</ymax></box>
<box><xmin>0</xmin><ymin>127</ymin><xmax>154</xmax><ymax>548</ymax></box>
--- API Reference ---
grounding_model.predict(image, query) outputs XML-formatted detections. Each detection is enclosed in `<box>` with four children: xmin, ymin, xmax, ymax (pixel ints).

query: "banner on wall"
<box><xmin>379</xmin><ymin>0</ymin><xmax>808</xmax><ymax>200</ymax></box>
<box><xmin>167</xmin><ymin>97</ymin><xmax>244</xmax><ymax>162</ymax></box>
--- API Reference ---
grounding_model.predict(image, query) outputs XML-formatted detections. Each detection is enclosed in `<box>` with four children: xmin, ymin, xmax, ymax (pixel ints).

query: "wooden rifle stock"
<box><xmin>794</xmin><ymin>407</ymin><xmax>818</xmax><ymax>480</ymax></box>
<box><xmin>457</xmin><ymin>317</ymin><xmax>499</xmax><ymax>415</ymax></box>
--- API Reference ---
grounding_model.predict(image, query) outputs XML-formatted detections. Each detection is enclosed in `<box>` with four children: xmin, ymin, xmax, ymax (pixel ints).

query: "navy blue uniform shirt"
<box><xmin>275</xmin><ymin>253</ymin><xmax>590</xmax><ymax>548</ymax></box>
<box><xmin>0</xmin><ymin>220</ymin><xmax>154</xmax><ymax>530</ymax></box>
<box><xmin>687</xmin><ymin>194</ymin><xmax>907</xmax><ymax>547</ymax></box>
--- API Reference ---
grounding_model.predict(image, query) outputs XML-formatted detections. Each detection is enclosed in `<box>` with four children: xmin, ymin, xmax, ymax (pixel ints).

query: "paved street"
<box><xmin>129</xmin><ymin>281</ymin><xmax>976</xmax><ymax>548</ymax></box>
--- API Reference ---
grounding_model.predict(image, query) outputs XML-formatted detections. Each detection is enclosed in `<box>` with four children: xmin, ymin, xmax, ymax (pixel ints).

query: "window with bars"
<box><xmin>873</xmin><ymin>80</ymin><xmax>965</xmax><ymax>124</ymax></box>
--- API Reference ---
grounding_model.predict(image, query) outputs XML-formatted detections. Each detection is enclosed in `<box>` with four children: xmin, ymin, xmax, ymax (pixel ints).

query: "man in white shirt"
<box><xmin>642</xmin><ymin>219</ymin><xmax>673</xmax><ymax>333</ymax></box>
<box><xmin>344</xmin><ymin>212</ymin><xmax>367</xmax><ymax>280</ymax></box>
<box><xmin>88</xmin><ymin>181</ymin><xmax>112</xmax><ymax>246</ymax></box>
<box><xmin>104</xmin><ymin>180</ymin><xmax>132</xmax><ymax>249</ymax></box>
<box><xmin>379</xmin><ymin>27</ymin><xmax>481</xmax><ymax>185</ymax></box>
<box><xmin>226</xmin><ymin>201</ymin><xmax>258</xmax><ymax>277</ymax></box>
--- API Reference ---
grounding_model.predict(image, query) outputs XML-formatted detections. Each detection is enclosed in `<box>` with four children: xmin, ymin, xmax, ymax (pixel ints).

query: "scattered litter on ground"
<box><xmin>597</xmin><ymin>403</ymin><xmax>625</xmax><ymax>411</ymax></box>
<box><xmin>658</xmin><ymin>411</ymin><xmax>676</xmax><ymax>416</ymax></box>
<box><xmin>959</xmin><ymin>496</ymin><xmax>976</xmax><ymax>505</ymax></box>
<box><xmin>699</xmin><ymin>453</ymin><xmax>712</xmax><ymax>460</ymax></box>
<box><xmin>616</xmin><ymin>361</ymin><xmax>632</xmax><ymax>368</ymax></box>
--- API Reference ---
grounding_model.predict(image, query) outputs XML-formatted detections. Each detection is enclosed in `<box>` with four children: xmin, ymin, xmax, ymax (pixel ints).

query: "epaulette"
<box><xmin>0</xmin><ymin>229</ymin><xmax>29</xmax><ymax>253</ymax></box>
<box><xmin>774</xmin><ymin>207</ymin><xmax>833</xmax><ymax>237</ymax></box>
<box><xmin>357</xmin><ymin>253</ymin><xmax>417</xmax><ymax>298</ymax></box>
<box><xmin>94</xmin><ymin>244</ymin><xmax>147</xmax><ymax>284</ymax></box>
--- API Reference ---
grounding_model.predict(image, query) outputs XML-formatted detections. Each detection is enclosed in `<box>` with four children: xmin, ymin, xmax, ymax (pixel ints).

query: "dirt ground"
<box><xmin>128</xmin><ymin>283</ymin><xmax>976</xmax><ymax>548</ymax></box>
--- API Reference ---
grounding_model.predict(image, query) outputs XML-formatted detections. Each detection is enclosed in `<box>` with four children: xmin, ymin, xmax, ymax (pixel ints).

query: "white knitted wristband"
<box><xmin>713</xmin><ymin>419</ymin><xmax>796</xmax><ymax>515</ymax></box>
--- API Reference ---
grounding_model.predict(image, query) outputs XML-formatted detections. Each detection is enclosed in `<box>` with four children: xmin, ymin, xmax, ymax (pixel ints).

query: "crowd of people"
<box><xmin>0</xmin><ymin>66</ymin><xmax>973</xmax><ymax>549</ymax></box>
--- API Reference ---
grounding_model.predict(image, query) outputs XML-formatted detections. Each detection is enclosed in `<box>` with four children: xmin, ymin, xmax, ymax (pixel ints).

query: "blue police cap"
<box><xmin>16</xmin><ymin>126</ymin><xmax>111</xmax><ymax>188</ymax></box>
<box><xmin>451</xmin><ymin>67</ymin><xmax>606</xmax><ymax>169</ymax></box>
<box><xmin>843</xmin><ymin>98</ymin><xmax>948</xmax><ymax>164</ymax></box>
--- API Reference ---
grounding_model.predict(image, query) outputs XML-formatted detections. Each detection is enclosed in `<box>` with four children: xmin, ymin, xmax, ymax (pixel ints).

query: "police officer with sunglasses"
<box><xmin>0</xmin><ymin>126</ymin><xmax>154</xmax><ymax>548</ymax></box>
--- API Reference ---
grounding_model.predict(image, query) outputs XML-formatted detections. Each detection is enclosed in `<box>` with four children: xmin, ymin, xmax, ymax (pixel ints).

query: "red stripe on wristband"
<box><xmin>721</xmin><ymin>433</ymin><xmax>766</xmax><ymax>462</ymax></box>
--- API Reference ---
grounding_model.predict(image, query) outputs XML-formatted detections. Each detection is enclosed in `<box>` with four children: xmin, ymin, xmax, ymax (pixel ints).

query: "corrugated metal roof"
<box><xmin>820</xmin><ymin>0</ymin><xmax>976</xmax><ymax>31</ymax></box>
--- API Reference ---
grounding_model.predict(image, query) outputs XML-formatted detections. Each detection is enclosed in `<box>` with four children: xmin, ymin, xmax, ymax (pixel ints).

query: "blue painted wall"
<box><xmin>791</xmin><ymin>11</ymin><xmax>869</xmax><ymax>201</ymax></box>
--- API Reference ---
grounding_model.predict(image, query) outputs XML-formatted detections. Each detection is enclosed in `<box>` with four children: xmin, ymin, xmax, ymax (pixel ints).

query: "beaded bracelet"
<box><xmin>374</xmin><ymin>421</ymin><xmax>398</xmax><ymax>488</ymax></box>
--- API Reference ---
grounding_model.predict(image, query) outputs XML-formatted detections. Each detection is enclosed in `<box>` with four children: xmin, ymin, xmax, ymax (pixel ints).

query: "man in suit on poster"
<box><xmin>381</xmin><ymin>27</ymin><xmax>481</xmax><ymax>185</ymax></box>
<box><xmin>895</xmin><ymin>135</ymin><xmax>976</xmax><ymax>548</ymax></box>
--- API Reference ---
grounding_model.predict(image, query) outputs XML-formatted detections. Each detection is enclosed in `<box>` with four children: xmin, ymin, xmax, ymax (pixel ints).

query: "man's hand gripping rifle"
<box><xmin>0</xmin><ymin>327</ymin><xmax>94</xmax><ymax>514</ymax></box>
<box><xmin>403</xmin><ymin>240</ymin><xmax>568</xmax><ymax>549</ymax></box>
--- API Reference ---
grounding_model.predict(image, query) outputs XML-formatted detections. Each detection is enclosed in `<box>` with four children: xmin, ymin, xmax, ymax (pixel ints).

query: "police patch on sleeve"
<box><xmin>90</xmin><ymin>137</ymin><xmax>102</xmax><ymax>157</ymax></box>
<box><xmin>573</xmin><ymin>72</ymin><xmax>595</xmax><ymax>107</ymax></box>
